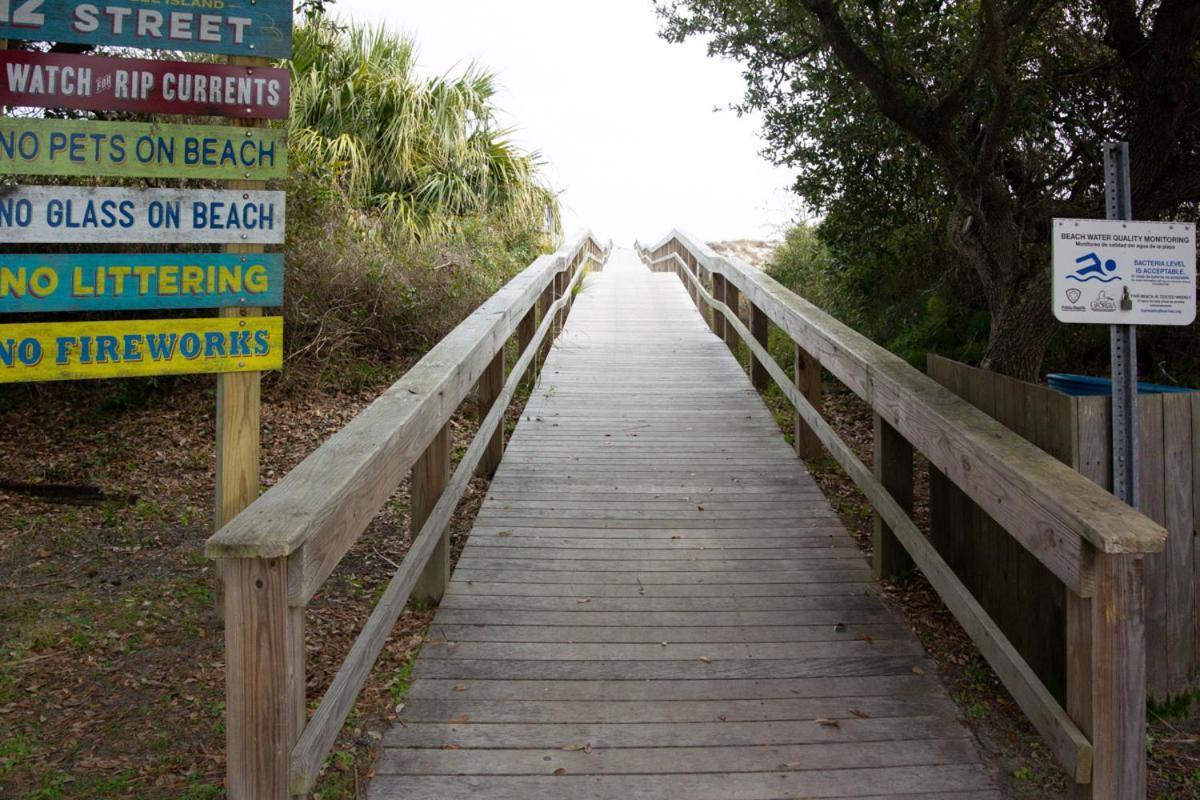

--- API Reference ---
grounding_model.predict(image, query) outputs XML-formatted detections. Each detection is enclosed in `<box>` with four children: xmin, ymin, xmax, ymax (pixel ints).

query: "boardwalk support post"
<box><xmin>794</xmin><ymin>344</ymin><xmax>822</xmax><ymax>459</ymax></box>
<box><xmin>1090</xmin><ymin>553</ymin><xmax>1147</xmax><ymax>799</ymax></box>
<box><xmin>750</xmin><ymin>303</ymin><xmax>770</xmax><ymax>391</ymax></box>
<box><xmin>476</xmin><ymin>350</ymin><xmax>505</xmax><ymax>478</ymax></box>
<box><xmin>712</xmin><ymin>274</ymin><xmax>727</xmax><ymax>339</ymax></box>
<box><xmin>873</xmin><ymin>414</ymin><xmax>914</xmax><ymax>579</ymax></box>
<box><xmin>412</xmin><ymin>423</ymin><xmax>452</xmax><ymax>604</ymax></box>
<box><xmin>517</xmin><ymin>304</ymin><xmax>537</xmax><ymax>389</ymax></box>
<box><xmin>222</xmin><ymin>557</ymin><xmax>304</xmax><ymax>800</ymax></box>
<box><xmin>724</xmin><ymin>283</ymin><xmax>742</xmax><ymax>352</ymax></box>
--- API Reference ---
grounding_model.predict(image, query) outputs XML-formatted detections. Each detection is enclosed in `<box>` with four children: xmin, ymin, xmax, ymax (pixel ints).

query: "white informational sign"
<box><xmin>0</xmin><ymin>186</ymin><xmax>286</xmax><ymax>245</ymax></box>
<box><xmin>1052</xmin><ymin>218</ymin><xmax>1196</xmax><ymax>325</ymax></box>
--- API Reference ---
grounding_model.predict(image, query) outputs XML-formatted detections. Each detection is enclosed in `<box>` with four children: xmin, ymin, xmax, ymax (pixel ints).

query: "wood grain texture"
<box><xmin>370</xmin><ymin>249</ymin><xmax>998</xmax><ymax>800</ymax></box>
<box><xmin>412</xmin><ymin>424</ymin><xmax>451</xmax><ymax>605</ymax></box>
<box><xmin>650</xmin><ymin>232</ymin><xmax>1164</xmax><ymax>558</ymax></box>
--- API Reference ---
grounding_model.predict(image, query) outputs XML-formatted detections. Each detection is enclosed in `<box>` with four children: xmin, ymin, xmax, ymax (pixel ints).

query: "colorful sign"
<box><xmin>0</xmin><ymin>316</ymin><xmax>283</xmax><ymax>383</ymax></box>
<box><xmin>0</xmin><ymin>253</ymin><xmax>284</xmax><ymax>313</ymax></box>
<box><xmin>1052</xmin><ymin>218</ymin><xmax>1197</xmax><ymax>326</ymax></box>
<box><xmin>0</xmin><ymin>118</ymin><xmax>286</xmax><ymax>180</ymax></box>
<box><xmin>0</xmin><ymin>1</ymin><xmax>293</xmax><ymax>59</ymax></box>
<box><xmin>0</xmin><ymin>51</ymin><xmax>289</xmax><ymax>119</ymax></box>
<box><xmin>0</xmin><ymin>186</ymin><xmax>286</xmax><ymax>244</ymax></box>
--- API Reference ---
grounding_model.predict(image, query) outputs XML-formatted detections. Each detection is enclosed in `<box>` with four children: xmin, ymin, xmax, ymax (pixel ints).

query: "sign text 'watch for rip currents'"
<box><xmin>0</xmin><ymin>51</ymin><xmax>290</xmax><ymax>119</ymax></box>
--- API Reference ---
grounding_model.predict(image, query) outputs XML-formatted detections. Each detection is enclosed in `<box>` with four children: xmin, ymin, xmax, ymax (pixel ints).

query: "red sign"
<box><xmin>0</xmin><ymin>51</ymin><xmax>289</xmax><ymax>120</ymax></box>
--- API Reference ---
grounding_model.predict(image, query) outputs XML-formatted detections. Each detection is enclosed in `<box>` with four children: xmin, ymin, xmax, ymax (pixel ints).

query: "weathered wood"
<box><xmin>794</xmin><ymin>344</ymin><xmax>822</xmax><ymax>459</ymax></box>
<box><xmin>289</xmin><ymin>285</ymin><xmax>579</xmax><ymax>792</ymax></box>
<box><xmin>516</xmin><ymin>305</ymin><xmax>536</xmax><ymax>389</ymax></box>
<box><xmin>1163</xmin><ymin>394</ymin><xmax>1195</xmax><ymax>693</ymax></box>
<box><xmin>222</xmin><ymin>557</ymin><xmax>303</xmax><ymax>800</ymax></box>
<box><xmin>712</xmin><ymin>273</ymin><xmax>727</xmax><ymax>339</ymax></box>
<box><xmin>672</xmin><ymin>261</ymin><xmax>1092</xmax><ymax>781</ymax></box>
<box><xmin>372</xmin><ymin>250</ymin><xmax>994</xmax><ymax>800</ymax></box>
<box><xmin>412</xmin><ymin>423</ymin><xmax>452</xmax><ymax>604</ymax></box>
<box><xmin>927</xmin><ymin>355</ymin><xmax>1068</xmax><ymax>696</ymax></box>
<box><xmin>475</xmin><ymin>350</ymin><xmax>505</xmax><ymax>478</ymax></box>
<box><xmin>1090</xmin><ymin>554</ymin><xmax>1147</xmax><ymax>799</ymax></box>
<box><xmin>874</xmin><ymin>414</ymin><xmax>914</xmax><ymax>580</ymax></box>
<box><xmin>750</xmin><ymin>303</ymin><xmax>770</xmax><ymax>391</ymax></box>
<box><xmin>724</xmin><ymin>282</ymin><xmax>742</xmax><ymax>353</ymax></box>
<box><xmin>1139</xmin><ymin>397</ymin><xmax>1168</xmax><ymax>698</ymax></box>
<box><xmin>206</xmin><ymin>234</ymin><xmax>604</xmax><ymax>607</ymax></box>
<box><xmin>653</xmin><ymin>231</ymin><xmax>1164</xmax><ymax>560</ymax></box>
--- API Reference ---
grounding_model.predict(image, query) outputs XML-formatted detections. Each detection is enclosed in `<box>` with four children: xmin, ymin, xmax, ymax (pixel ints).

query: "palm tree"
<box><xmin>288</xmin><ymin>19</ymin><xmax>559</xmax><ymax>243</ymax></box>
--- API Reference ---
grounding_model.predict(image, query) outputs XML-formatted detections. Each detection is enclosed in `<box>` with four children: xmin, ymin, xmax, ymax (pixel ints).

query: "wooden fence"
<box><xmin>927</xmin><ymin>355</ymin><xmax>1199</xmax><ymax>703</ymax></box>
<box><xmin>639</xmin><ymin>231</ymin><xmax>1168</xmax><ymax>800</ymax></box>
<box><xmin>205</xmin><ymin>233</ymin><xmax>610</xmax><ymax>799</ymax></box>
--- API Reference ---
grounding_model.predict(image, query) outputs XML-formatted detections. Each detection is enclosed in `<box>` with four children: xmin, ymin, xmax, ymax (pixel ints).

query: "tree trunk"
<box><xmin>950</xmin><ymin>189</ymin><xmax>1056</xmax><ymax>382</ymax></box>
<box><xmin>979</xmin><ymin>287</ymin><xmax>1056</xmax><ymax>382</ymax></box>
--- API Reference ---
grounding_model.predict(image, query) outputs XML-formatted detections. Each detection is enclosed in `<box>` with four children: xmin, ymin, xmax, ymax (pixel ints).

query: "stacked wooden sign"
<box><xmin>0</xmin><ymin>0</ymin><xmax>291</xmax><ymax>382</ymax></box>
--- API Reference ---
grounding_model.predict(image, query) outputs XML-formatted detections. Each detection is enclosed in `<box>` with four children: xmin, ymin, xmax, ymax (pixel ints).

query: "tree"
<box><xmin>658</xmin><ymin>1</ymin><xmax>1200</xmax><ymax>379</ymax></box>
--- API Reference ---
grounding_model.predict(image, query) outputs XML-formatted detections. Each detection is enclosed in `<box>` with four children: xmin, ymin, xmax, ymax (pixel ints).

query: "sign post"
<box><xmin>215</xmin><ymin>54</ymin><xmax>273</xmax><ymax>533</ymax></box>
<box><xmin>1052</xmin><ymin>144</ymin><xmax>1197</xmax><ymax>508</ymax></box>
<box><xmin>1106</xmin><ymin>142</ymin><xmax>1138</xmax><ymax>507</ymax></box>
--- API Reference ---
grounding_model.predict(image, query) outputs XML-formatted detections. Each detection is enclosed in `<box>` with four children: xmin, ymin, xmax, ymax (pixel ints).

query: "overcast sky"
<box><xmin>331</xmin><ymin>0</ymin><xmax>799</xmax><ymax>245</ymax></box>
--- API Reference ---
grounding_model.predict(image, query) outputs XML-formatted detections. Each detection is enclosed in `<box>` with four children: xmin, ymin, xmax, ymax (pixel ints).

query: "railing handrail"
<box><xmin>649</xmin><ymin>229</ymin><xmax>1165</xmax><ymax>561</ymax></box>
<box><xmin>206</xmin><ymin>231</ymin><xmax>605</xmax><ymax>567</ymax></box>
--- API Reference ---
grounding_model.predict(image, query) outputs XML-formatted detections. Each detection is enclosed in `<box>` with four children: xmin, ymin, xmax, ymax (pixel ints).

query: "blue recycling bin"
<box><xmin>1046</xmin><ymin>373</ymin><xmax>1195</xmax><ymax>397</ymax></box>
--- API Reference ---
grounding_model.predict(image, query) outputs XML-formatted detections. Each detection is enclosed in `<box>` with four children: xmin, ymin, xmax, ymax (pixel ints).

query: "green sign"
<box><xmin>0</xmin><ymin>119</ymin><xmax>286</xmax><ymax>180</ymax></box>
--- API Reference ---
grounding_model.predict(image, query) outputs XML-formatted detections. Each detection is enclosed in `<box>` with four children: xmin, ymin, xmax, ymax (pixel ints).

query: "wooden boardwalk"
<box><xmin>370</xmin><ymin>249</ymin><xmax>1001</xmax><ymax>799</ymax></box>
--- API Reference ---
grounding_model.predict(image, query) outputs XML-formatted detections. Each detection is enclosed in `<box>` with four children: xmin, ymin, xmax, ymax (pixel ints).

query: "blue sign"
<box><xmin>0</xmin><ymin>1</ymin><xmax>293</xmax><ymax>59</ymax></box>
<box><xmin>0</xmin><ymin>253</ymin><xmax>284</xmax><ymax>313</ymax></box>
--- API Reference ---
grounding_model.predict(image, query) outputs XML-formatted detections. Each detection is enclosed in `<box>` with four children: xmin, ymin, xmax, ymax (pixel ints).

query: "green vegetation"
<box><xmin>662</xmin><ymin>2</ymin><xmax>1200</xmax><ymax>382</ymax></box>
<box><xmin>282</xmin><ymin>15</ymin><xmax>560</xmax><ymax>383</ymax></box>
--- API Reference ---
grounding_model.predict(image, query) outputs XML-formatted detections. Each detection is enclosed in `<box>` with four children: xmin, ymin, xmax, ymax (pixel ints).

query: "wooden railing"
<box><xmin>639</xmin><ymin>231</ymin><xmax>1167</xmax><ymax>800</ymax></box>
<box><xmin>206</xmin><ymin>232</ymin><xmax>609</xmax><ymax>799</ymax></box>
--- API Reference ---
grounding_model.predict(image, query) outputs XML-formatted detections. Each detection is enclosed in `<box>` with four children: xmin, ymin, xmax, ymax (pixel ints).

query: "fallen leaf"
<box><xmin>698</xmin><ymin>656</ymin><xmax>712</xmax><ymax>664</ymax></box>
<box><xmin>449</xmin><ymin>714</ymin><xmax>469</xmax><ymax>724</ymax></box>
<box><xmin>912</xmin><ymin>666</ymin><xmax>926</xmax><ymax>676</ymax></box>
<box><xmin>816</xmin><ymin>718</ymin><xmax>840</xmax><ymax>728</ymax></box>
<box><xmin>718</xmin><ymin>715</ymin><xmax>727</xmax><ymax>722</ymax></box>
<box><xmin>554</xmin><ymin>768</ymin><xmax>567</xmax><ymax>776</ymax></box>
<box><xmin>441</xmin><ymin>744</ymin><xmax>461</xmax><ymax>751</ymax></box>
<box><xmin>453</xmin><ymin>684</ymin><xmax>467</xmax><ymax>692</ymax></box>
<box><xmin>850</xmin><ymin>709</ymin><xmax>870</xmax><ymax>719</ymax></box>
<box><xmin>833</xmin><ymin>622</ymin><xmax>846</xmax><ymax>633</ymax></box>
<box><xmin>857</xmin><ymin>635</ymin><xmax>874</xmax><ymax>645</ymax></box>
<box><xmin>561</xmin><ymin>744</ymin><xmax>588</xmax><ymax>752</ymax></box>
<box><xmin>497</xmin><ymin>531</ymin><xmax>512</xmax><ymax>538</ymax></box>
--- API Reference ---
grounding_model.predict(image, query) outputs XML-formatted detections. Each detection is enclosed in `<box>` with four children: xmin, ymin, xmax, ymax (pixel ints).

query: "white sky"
<box><xmin>331</xmin><ymin>0</ymin><xmax>799</xmax><ymax>245</ymax></box>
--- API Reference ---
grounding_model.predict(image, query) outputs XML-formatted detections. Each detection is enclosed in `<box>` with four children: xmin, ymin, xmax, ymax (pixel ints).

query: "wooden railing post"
<box><xmin>724</xmin><ymin>283</ymin><xmax>742</xmax><ymax>351</ymax></box>
<box><xmin>873</xmin><ymin>414</ymin><xmax>914</xmax><ymax>579</ymax></box>
<box><xmin>1066</xmin><ymin>591</ymin><xmax>1095</xmax><ymax>797</ymax></box>
<box><xmin>517</xmin><ymin>304</ymin><xmax>536</xmax><ymax>389</ymax></box>
<box><xmin>750</xmin><ymin>303</ymin><xmax>770</xmax><ymax>391</ymax></box>
<box><xmin>794</xmin><ymin>344</ymin><xmax>823</xmax><ymax>459</ymax></box>
<box><xmin>536</xmin><ymin>277</ymin><xmax>554</xmax><ymax>371</ymax></box>
<box><xmin>1090</xmin><ymin>553</ymin><xmax>1148</xmax><ymax>799</ymax></box>
<box><xmin>222</xmin><ymin>557</ymin><xmax>305</xmax><ymax>800</ymax></box>
<box><xmin>712</xmin><ymin>273</ymin><xmax>727</xmax><ymax>339</ymax></box>
<box><xmin>412</xmin><ymin>423</ymin><xmax>452</xmax><ymax>604</ymax></box>
<box><xmin>476</xmin><ymin>350</ymin><xmax>505</xmax><ymax>478</ymax></box>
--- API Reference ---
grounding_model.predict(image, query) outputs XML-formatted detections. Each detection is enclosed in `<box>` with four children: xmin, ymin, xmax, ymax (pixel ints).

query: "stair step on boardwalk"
<box><xmin>369</xmin><ymin>249</ymin><xmax>1001</xmax><ymax>799</ymax></box>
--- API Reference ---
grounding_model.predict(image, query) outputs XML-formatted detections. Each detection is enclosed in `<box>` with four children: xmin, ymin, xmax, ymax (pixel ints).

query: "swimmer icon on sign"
<box><xmin>1070</xmin><ymin>253</ymin><xmax>1121</xmax><ymax>283</ymax></box>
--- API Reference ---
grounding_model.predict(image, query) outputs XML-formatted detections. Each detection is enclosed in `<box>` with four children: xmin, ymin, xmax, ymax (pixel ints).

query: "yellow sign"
<box><xmin>0</xmin><ymin>316</ymin><xmax>282</xmax><ymax>383</ymax></box>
